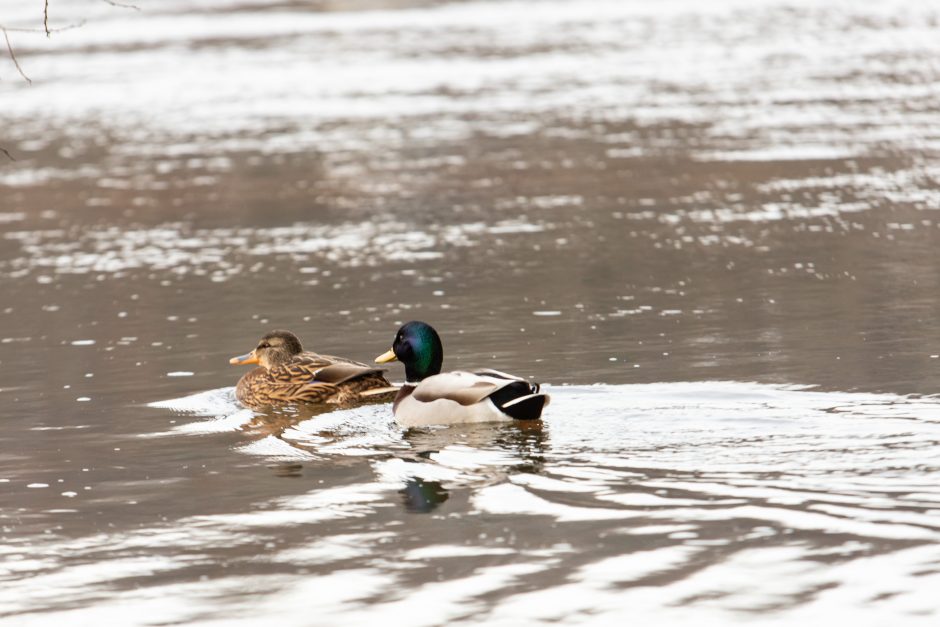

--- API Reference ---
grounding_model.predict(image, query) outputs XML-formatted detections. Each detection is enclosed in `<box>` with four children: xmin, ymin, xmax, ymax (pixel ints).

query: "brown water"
<box><xmin>3</xmin><ymin>0</ymin><xmax>940</xmax><ymax>624</ymax></box>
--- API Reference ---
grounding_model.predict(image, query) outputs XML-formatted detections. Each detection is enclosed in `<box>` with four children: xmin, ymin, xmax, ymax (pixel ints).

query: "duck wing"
<box><xmin>268</xmin><ymin>353</ymin><xmax>379</xmax><ymax>382</ymax></box>
<box><xmin>308</xmin><ymin>352</ymin><xmax>374</xmax><ymax>368</ymax></box>
<box><xmin>269</xmin><ymin>353</ymin><xmax>391</xmax><ymax>395</ymax></box>
<box><xmin>308</xmin><ymin>362</ymin><xmax>389</xmax><ymax>386</ymax></box>
<box><xmin>411</xmin><ymin>370</ymin><xmax>523</xmax><ymax>406</ymax></box>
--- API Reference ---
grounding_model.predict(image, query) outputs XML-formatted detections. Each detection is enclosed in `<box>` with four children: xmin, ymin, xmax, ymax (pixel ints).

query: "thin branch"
<box><xmin>43</xmin><ymin>0</ymin><xmax>50</xmax><ymax>37</ymax></box>
<box><xmin>1</xmin><ymin>27</ymin><xmax>31</xmax><ymax>84</ymax></box>
<box><xmin>101</xmin><ymin>0</ymin><xmax>140</xmax><ymax>10</ymax></box>
<box><xmin>2</xmin><ymin>21</ymin><xmax>86</xmax><ymax>35</ymax></box>
<box><xmin>0</xmin><ymin>147</ymin><xmax>15</xmax><ymax>162</ymax></box>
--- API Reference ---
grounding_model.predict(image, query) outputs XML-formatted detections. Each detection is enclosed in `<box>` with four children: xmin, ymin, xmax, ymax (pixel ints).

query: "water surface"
<box><xmin>3</xmin><ymin>0</ymin><xmax>940</xmax><ymax>624</ymax></box>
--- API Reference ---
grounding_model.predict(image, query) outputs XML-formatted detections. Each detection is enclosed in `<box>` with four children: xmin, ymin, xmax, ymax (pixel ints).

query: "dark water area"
<box><xmin>3</xmin><ymin>0</ymin><xmax>940</xmax><ymax>624</ymax></box>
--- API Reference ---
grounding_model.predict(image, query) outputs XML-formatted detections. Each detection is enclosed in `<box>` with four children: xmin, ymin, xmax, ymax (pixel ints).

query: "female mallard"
<box><xmin>374</xmin><ymin>321</ymin><xmax>550</xmax><ymax>427</ymax></box>
<box><xmin>230</xmin><ymin>330</ymin><xmax>394</xmax><ymax>407</ymax></box>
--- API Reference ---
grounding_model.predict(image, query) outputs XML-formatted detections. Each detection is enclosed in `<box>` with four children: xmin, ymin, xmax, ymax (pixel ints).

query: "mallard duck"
<box><xmin>230</xmin><ymin>329</ymin><xmax>395</xmax><ymax>407</ymax></box>
<box><xmin>374</xmin><ymin>321</ymin><xmax>550</xmax><ymax>427</ymax></box>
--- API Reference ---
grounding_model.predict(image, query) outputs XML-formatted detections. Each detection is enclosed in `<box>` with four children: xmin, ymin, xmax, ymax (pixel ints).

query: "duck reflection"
<box><xmin>239</xmin><ymin>398</ymin><xmax>551</xmax><ymax>511</ymax></box>
<box><xmin>400</xmin><ymin>477</ymin><xmax>450</xmax><ymax>513</ymax></box>
<box><xmin>392</xmin><ymin>420</ymin><xmax>550</xmax><ymax>513</ymax></box>
<box><xmin>401</xmin><ymin>420</ymin><xmax>549</xmax><ymax>475</ymax></box>
<box><xmin>491</xmin><ymin>420</ymin><xmax>549</xmax><ymax>475</ymax></box>
<box><xmin>269</xmin><ymin>462</ymin><xmax>304</xmax><ymax>478</ymax></box>
<box><xmin>242</xmin><ymin>403</ymin><xmax>342</xmax><ymax>438</ymax></box>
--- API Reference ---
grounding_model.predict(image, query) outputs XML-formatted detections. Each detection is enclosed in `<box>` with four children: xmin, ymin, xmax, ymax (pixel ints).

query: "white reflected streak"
<box><xmin>271</xmin><ymin>532</ymin><xmax>397</xmax><ymax>565</ymax></box>
<box><xmin>3</xmin><ymin>218</ymin><xmax>547</xmax><ymax>278</ymax></box>
<box><xmin>473</xmin><ymin>483</ymin><xmax>636</xmax><ymax>521</ymax></box>
<box><xmin>236</xmin><ymin>436</ymin><xmax>318</xmax><ymax>460</ymax></box>
<box><xmin>647</xmin><ymin>505</ymin><xmax>939</xmax><ymax>542</ymax></box>
<box><xmin>198</xmin><ymin>483</ymin><xmax>393</xmax><ymax>528</ymax></box>
<box><xmin>372</xmin><ymin>458</ymin><xmax>464</xmax><ymax>484</ymax></box>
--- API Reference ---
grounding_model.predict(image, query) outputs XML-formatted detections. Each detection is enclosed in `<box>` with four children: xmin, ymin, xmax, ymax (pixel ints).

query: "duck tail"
<box><xmin>500</xmin><ymin>393</ymin><xmax>550</xmax><ymax>420</ymax></box>
<box><xmin>490</xmin><ymin>381</ymin><xmax>551</xmax><ymax>421</ymax></box>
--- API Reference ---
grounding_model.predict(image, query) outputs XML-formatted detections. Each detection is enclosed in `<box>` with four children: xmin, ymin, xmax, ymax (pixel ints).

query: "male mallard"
<box><xmin>375</xmin><ymin>321</ymin><xmax>550</xmax><ymax>427</ymax></box>
<box><xmin>230</xmin><ymin>329</ymin><xmax>394</xmax><ymax>407</ymax></box>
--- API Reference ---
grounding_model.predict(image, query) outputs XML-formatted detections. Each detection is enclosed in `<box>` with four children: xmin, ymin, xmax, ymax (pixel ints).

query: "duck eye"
<box><xmin>258</xmin><ymin>342</ymin><xmax>269</xmax><ymax>349</ymax></box>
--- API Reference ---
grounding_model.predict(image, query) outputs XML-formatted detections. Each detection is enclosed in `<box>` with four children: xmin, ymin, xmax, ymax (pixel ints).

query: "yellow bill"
<box><xmin>375</xmin><ymin>349</ymin><xmax>398</xmax><ymax>364</ymax></box>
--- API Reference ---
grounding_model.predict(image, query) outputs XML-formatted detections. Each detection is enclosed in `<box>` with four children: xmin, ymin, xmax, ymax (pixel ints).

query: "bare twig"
<box><xmin>2</xmin><ymin>1</ymin><xmax>124</xmax><ymax>85</ymax></box>
<box><xmin>1</xmin><ymin>27</ymin><xmax>32</xmax><ymax>84</ymax></box>
<box><xmin>2</xmin><ymin>21</ymin><xmax>86</xmax><ymax>35</ymax></box>
<box><xmin>0</xmin><ymin>11</ymin><xmax>85</xmax><ymax>85</ymax></box>
<box><xmin>0</xmin><ymin>147</ymin><xmax>15</xmax><ymax>162</ymax></box>
<box><xmin>101</xmin><ymin>0</ymin><xmax>140</xmax><ymax>10</ymax></box>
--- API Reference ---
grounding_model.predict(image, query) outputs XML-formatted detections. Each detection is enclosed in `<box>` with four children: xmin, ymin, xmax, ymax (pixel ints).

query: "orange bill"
<box><xmin>229</xmin><ymin>351</ymin><xmax>259</xmax><ymax>365</ymax></box>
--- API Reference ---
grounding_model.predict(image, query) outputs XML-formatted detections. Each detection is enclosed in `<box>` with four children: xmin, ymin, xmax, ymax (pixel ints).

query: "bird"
<box><xmin>230</xmin><ymin>329</ymin><xmax>395</xmax><ymax>407</ymax></box>
<box><xmin>374</xmin><ymin>321</ymin><xmax>550</xmax><ymax>427</ymax></box>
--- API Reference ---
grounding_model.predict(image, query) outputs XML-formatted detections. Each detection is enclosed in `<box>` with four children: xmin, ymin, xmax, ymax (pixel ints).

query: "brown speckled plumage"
<box><xmin>231</xmin><ymin>330</ymin><xmax>395</xmax><ymax>408</ymax></box>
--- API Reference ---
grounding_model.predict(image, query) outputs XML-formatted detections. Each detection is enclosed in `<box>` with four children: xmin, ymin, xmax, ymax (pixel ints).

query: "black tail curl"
<box><xmin>489</xmin><ymin>381</ymin><xmax>549</xmax><ymax>421</ymax></box>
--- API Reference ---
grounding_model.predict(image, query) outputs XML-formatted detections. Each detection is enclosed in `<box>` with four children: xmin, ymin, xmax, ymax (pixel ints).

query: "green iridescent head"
<box><xmin>375</xmin><ymin>320</ymin><xmax>443</xmax><ymax>382</ymax></box>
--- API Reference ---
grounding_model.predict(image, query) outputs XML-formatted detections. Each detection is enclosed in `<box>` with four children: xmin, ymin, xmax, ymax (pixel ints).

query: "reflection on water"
<box><xmin>400</xmin><ymin>478</ymin><xmax>449</xmax><ymax>513</ymax></box>
<box><xmin>3</xmin><ymin>0</ymin><xmax>940</xmax><ymax>623</ymax></box>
